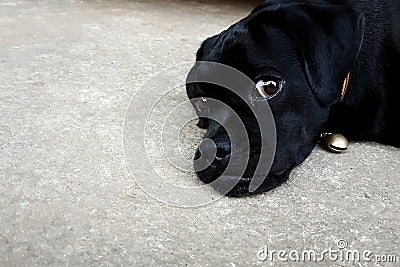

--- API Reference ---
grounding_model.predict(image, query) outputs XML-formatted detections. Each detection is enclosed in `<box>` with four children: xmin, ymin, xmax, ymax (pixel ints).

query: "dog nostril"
<box><xmin>213</xmin><ymin>138</ymin><xmax>231</xmax><ymax>160</ymax></box>
<box><xmin>196</xmin><ymin>138</ymin><xmax>230</xmax><ymax>162</ymax></box>
<box><xmin>196</xmin><ymin>138</ymin><xmax>217</xmax><ymax>162</ymax></box>
<box><xmin>216</xmin><ymin>147</ymin><xmax>230</xmax><ymax>159</ymax></box>
<box><xmin>194</xmin><ymin>149</ymin><xmax>201</xmax><ymax>160</ymax></box>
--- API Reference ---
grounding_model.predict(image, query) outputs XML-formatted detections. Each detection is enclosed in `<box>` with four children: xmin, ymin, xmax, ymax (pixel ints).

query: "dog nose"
<box><xmin>194</xmin><ymin>137</ymin><xmax>231</xmax><ymax>184</ymax></box>
<box><xmin>194</xmin><ymin>138</ymin><xmax>231</xmax><ymax>162</ymax></box>
<box><xmin>213</xmin><ymin>138</ymin><xmax>231</xmax><ymax>160</ymax></box>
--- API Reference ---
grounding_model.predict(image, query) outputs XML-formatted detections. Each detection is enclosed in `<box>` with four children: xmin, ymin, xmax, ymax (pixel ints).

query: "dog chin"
<box><xmin>196</xmin><ymin>168</ymin><xmax>292</xmax><ymax>197</ymax></box>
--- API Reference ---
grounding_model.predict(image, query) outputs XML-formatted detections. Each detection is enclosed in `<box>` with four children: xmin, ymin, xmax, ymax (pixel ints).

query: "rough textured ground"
<box><xmin>0</xmin><ymin>0</ymin><xmax>399</xmax><ymax>266</ymax></box>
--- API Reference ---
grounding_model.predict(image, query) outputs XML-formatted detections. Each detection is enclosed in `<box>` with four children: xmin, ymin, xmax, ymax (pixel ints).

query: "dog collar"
<box><xmin>340</xmin><ymin>72</ymin><xmax>351</xmax><ymax>102</ymax></box>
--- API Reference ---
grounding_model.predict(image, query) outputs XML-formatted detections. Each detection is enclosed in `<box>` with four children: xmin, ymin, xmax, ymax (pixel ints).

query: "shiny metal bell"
<box><xmin>321</xmin><ymin>133</ymin><xmax>349</xmax><ymax>153</ymax></box>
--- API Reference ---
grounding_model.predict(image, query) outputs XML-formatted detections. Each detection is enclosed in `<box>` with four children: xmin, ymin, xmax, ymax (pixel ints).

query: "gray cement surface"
<box><xmin>1</xmin><ymin>0</ymin><xmax>399</xmax><ymax>266</ymax></box>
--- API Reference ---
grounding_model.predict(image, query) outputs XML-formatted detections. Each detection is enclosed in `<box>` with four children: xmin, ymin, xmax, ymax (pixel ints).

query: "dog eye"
<box><xmin>255</xmin><ymin>77</ymin><xmax>283</xmax><ymax>99</ymax></box>
<box><xmin>194</xmin><ymin>97</ymin><xmax>208</xmax><ymax>112</ymax></box>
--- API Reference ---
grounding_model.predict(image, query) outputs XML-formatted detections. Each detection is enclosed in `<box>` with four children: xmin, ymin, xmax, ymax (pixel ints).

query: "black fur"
<box><xmin>186</xmin><ymin>0</ymin><xmax>400</xmax><ymax>196</ymax></box>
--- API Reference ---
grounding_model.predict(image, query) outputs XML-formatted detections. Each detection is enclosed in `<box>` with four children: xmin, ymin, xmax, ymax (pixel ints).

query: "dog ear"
<box><xmin>285</xmin><ymin>4</ymin><xmax>365</xmax><ymax>105</ymax></box>
<box><xmin>250</xmin><ymin>3</ymin><xmax>365</xmax><ymax>106</ymax></box>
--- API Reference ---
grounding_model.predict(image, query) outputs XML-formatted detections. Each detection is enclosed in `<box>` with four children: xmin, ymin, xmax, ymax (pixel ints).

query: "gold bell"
<box><xmin>321</xmin><ymin>133</ymin><xmax>349</xmax><ymax>153</ymax></box>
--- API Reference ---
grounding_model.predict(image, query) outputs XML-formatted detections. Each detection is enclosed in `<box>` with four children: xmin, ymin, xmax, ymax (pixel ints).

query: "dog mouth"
<box><xmin>193</xmin><ymin>137</ymin><xmax>292</xmax><ymax>196</ymax></box>
<box><xmin>196</xmin><ymin>165</ymin><xmax>292</xmax><ymax>197</ymax></box>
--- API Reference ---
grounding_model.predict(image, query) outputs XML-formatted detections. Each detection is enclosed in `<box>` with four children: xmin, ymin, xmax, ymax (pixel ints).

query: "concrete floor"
<box><xmin>1</xmin><ymin>0</ymin><xmax>399</xmax><ymax>266</ymax></box>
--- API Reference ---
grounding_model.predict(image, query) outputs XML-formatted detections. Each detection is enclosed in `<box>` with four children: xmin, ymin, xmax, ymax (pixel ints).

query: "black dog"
<box><xmin>186</xmin><ymin>0</ymin><xmax>400</xmax><ymax>196</ymax></box>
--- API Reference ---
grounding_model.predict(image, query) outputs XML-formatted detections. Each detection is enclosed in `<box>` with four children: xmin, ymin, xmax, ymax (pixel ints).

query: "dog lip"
<box><xmin>272</xmin><ymin>169</ymin><xmax>288</xmax><ymax>176</ymax></box>
<box><xmin>223</xmin><ymin>169</ymin><xmax>292</xmax><ymax>197</ymax></box>
<box><xmin>196</xmin><ymin>159</ymin><xmax>294</xmax><ymax>195</ymax></box>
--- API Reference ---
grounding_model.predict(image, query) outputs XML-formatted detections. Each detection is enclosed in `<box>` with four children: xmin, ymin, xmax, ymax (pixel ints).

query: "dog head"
<box><xmin>186</xmin><ymin>2</ymin><xmax>364</xmax><ymax>196</ymax></box>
